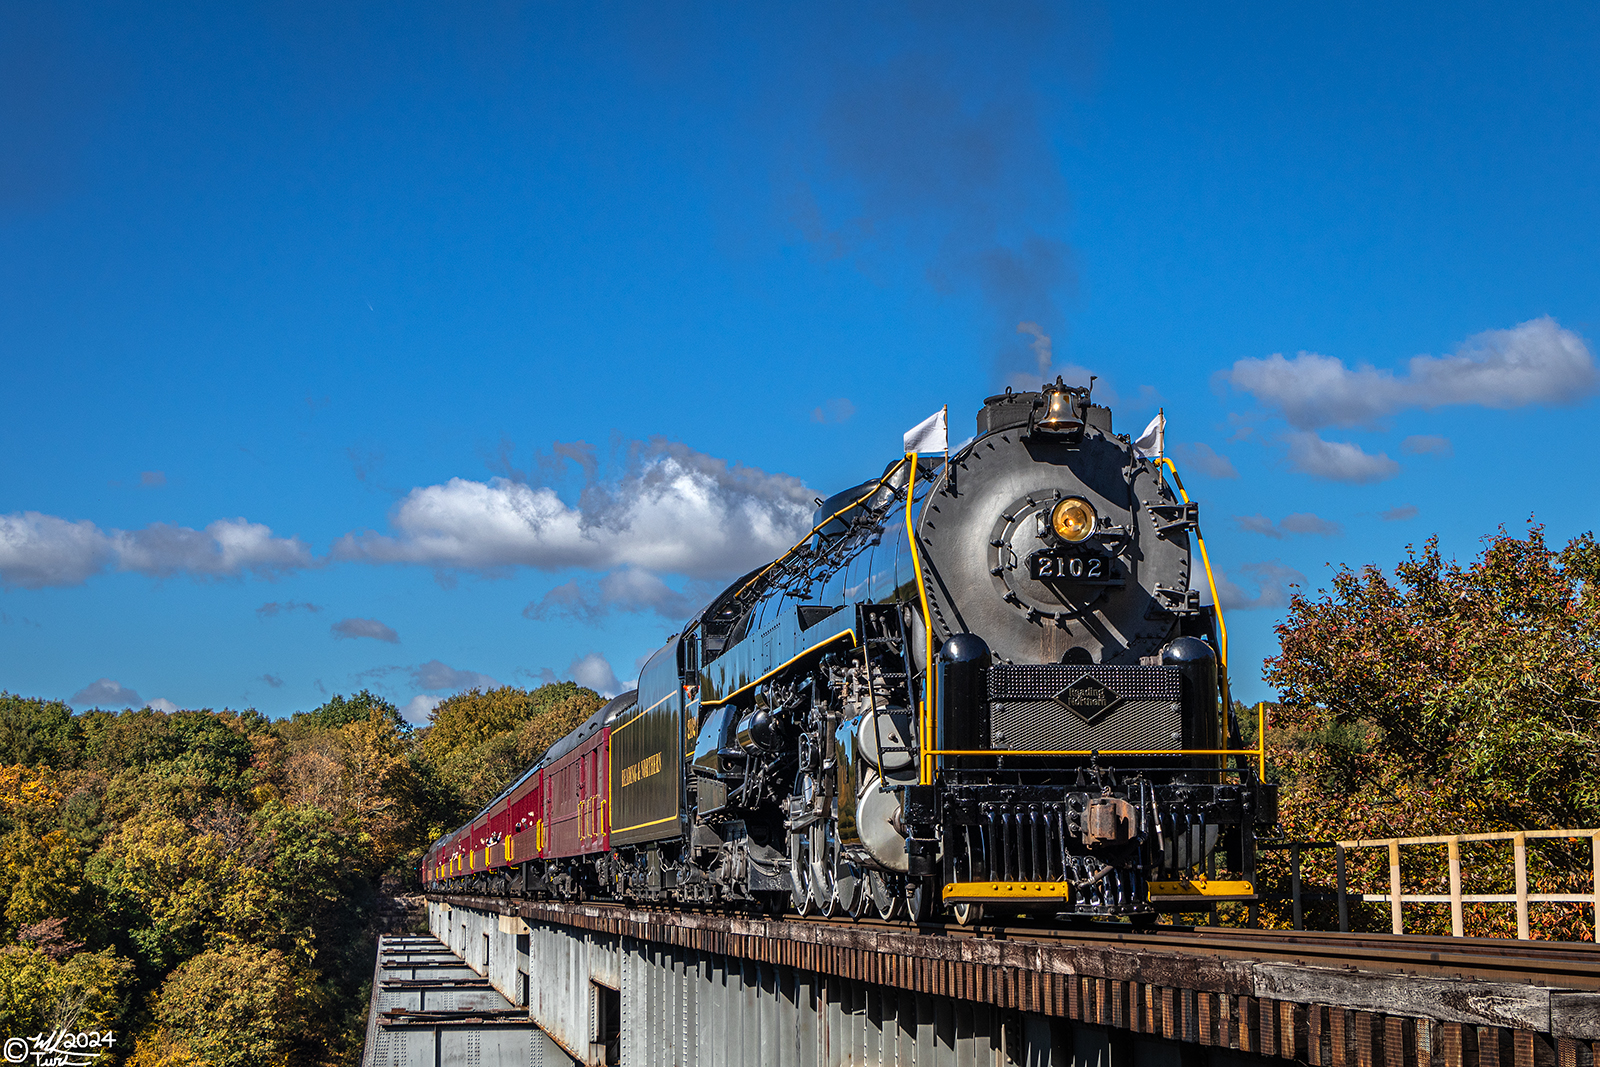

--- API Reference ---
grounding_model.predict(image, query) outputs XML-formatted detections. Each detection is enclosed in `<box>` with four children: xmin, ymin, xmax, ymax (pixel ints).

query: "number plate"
<box><xmin>1028</xmin><ymin>549</ymin><xmax>1118</xmax><ymax>583</ymax></box>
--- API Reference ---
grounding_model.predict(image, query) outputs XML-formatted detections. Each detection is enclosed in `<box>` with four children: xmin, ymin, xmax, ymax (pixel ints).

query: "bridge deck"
<box><xmin>429</xmin><ymin>892</ymin><xmax>1600</xmax><ymax>1067</ymax></box>
<box><xmin>362</xmin><ymin>933</ymin><xmax>576</xmax><ymax>1066</ymax></box>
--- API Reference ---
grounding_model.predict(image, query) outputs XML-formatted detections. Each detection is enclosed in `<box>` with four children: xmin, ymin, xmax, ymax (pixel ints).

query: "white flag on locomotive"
<box><xmin>1134</xmin><ymin>410</ymin><xmax>1165</xmax><ymax>460</ymax></box>
<box><xmin>903</xmin><ymin>407</ymin><xmax>947</xmax><ymax>455</ymax></box>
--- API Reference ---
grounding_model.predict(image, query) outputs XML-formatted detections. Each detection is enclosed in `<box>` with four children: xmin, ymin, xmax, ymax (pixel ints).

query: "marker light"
<box><xmin>1051</xmin><ymin>498</ymin><xmax>1095</xmax><ymax>542</ymax></box>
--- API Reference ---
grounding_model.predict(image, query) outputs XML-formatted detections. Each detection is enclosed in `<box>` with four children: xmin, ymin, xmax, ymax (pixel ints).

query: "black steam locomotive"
<box><xmin>424</xmin><ymin>381</ymin><xmax>1277</xmax><ymax>925</ymax></box>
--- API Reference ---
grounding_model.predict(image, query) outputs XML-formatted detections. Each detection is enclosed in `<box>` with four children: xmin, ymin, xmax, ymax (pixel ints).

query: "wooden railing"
<box><xmin>1339</xmin><ymin>829</ymin><xmax>1600</xmax><ymax>939</ymax></box>
<box><xmin>1256</xmin><ymin>830</ymin><xmax>1600</xmax><ymax>939</ymax></box>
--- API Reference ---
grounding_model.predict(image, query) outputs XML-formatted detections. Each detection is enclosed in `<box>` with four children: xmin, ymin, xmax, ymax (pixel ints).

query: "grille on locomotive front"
<box><xmin>986</xmin><ymin>664</ymin><xmax>1181</xmax><ymax>752</ymax></box>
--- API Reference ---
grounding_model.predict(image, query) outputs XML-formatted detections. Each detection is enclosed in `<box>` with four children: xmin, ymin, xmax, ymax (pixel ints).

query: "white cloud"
<box><xmin>567</xmin><ymin>652</ymin><xmax>622</xmax><ymax>697</ymax></box>
<box><xmin>113</xmin><ymin>519</ymin><xmax>312</xmax><ymax>579</ymax></box>
<box><xmin>1285</xmin><ymin>433</ymin><xmax>1400</xmax><ymax>483</ymax></box>
<box><xmin>1235</xmin><ymin>512</ymin><xmax>1343</xmax><ymax>539</ymax></box>
<box><xmin>1214</xmin><ymin>561</ymin><xmax>1305</xmax><ymax>611</ymax></box>
<box><xmin>147</xmin><ymin>698</ymin><xmax>178</xmax><ymax>713</ymax></box>
<box><xmin>411</xmin><ymin>660</ymin><xmax>498</xmax><ymax>692</ymax></box>
<box><xmin>332</xmin><ymin>617</ymin><xmax>399</xmax><ymax>643</ymax></box>
<box><xmin>0</xmin><ymin>512</ymin><xmax>311</xmax><ymax>590</ymax></box>
<box><xmin>70</xmin><ymin>678</ymin><xmax>143</xmax><ymax>708</ymax></box>
<box><xmin>525</xmin><ymin>567</ymin><xmax>696</xmax><ymax>623</ymax></box>
<box><xmin>1</xmin><ymin>513</ymin><xmax>111</xmax><ymax>589</ymax></box>
<box><xmin>1172</xmin><ymin>442</ymin><xmax>1238</xmax><ymax>479</ymax></box>
<box><xmin>4</xmin><ymin>441</ymin><xmax>811</xmax><ymax>593</ymax></box>
<box><xmin>332</xmin><ymin>440</ymin><xmax>814</xmax><ymax>582</ymax></box>
<box><xmin>524</xmin><ymin>580</ymin><xmax>598</xmax><ymax>622</ymax></box>
<box><xmin>139</xmin><ymin>471</ymin><xmax>166</xmax><ymax>488</ymax></box>
<box><xmin>1401</xmin><ymin>434</ymin><xmax>1452</xmax><ymax>456</ymax></box>
<box><xmin>402</xmin><ymin>694</ymin><xmax>442</xmax><ymax>725</ymax></box>
<box><xmin>1225</xmin><ymin>316</ymin><xmax>1595</xmax><ymax>430</ymax></box>
<box><xmin>1381</xmin><ymin>504</ymin><xmax>1419</xmax><ymax>522</ymax></box>
<box><xmin>601</xmin><ymin>568</ymin><xmax>695</xmax><ymax>617</ymax></box>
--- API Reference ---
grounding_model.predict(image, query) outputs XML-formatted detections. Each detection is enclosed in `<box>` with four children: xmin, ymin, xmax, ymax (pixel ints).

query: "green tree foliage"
<box><xmin>0</xmin><ymin>767</ymin><xmax>91</xmax><ymax>941</ymax></box>
<box><xmin>422</xmin><ymin>683</ymin><xmax>604</xmax><ymax>815</ymax></box>
<box><xmin>286</xmin><ymin>690</ymin><xmax>405</xmax><ymax>734</ymax></box>
<box><xmin>0</xmin><ymin>679</ymin><xmax>602</xmax><ymax>1063</ymax></box>
<box><xmin>0</xmin><ymin>943</ymin><xmax>130</xmax><ymax>1037</ymax></box>
<box><xmin>131</xmin><ymin>947</ymin><xmax>311</xmax><ymax>1067</ymax></box>
<box><xmin>0</xmin><ymin>693</ymin><xmax>79</xmax><ymax>767</ymax></box>
<box><xmin>423</xmin><ymin>682</ymin><xmax>595</xmax><ymax>753</ymax></box>
<box><xmin>1263</xmin><ymin>524</ymin><xmax>1600</xmax><ymax>937</ymax></box>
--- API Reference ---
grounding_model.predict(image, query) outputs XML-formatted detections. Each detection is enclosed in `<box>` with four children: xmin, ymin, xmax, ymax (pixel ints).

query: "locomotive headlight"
<box><xmin>1051</xmin><ymin>498</ymin><xmax>1096</xmax><ymax>542</ymax></box>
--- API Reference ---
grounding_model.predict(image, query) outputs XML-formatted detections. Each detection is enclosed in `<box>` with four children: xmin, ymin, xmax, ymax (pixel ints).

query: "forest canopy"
<box><xmin>0</xmin><ymin>681</ymin><xmax>601</xmax><ymax>1066</ymax></box>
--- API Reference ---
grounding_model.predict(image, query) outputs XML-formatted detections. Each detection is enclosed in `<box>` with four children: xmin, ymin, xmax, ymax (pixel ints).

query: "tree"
<box><xmin>1264</xmin><ymin>525</ymin><xmax>1600</xmax><ymax>936</ymax></box>
<box><xmin>87</xmin><ymin>812</ymin><xmax>261</xmax><ymax>971</ymax></box>
<box><xmin>0</xmin><ymin>693</ymin><xmax>79</xmax><ymax>767</ymax></box>
<box><xmin>288</xmin><ymin>690</ymin><xmax>405</xmax><ymax>734</ymax></box>
<box><xmin>131</xmin><ymin>946</ymin><xmax>310</xmax><ymax>1067</ymax></box>
<box><xmin>2</xmin><ymin>828</ymin><xmax>85</xmax><ymax>934</ymax></box>
<box><xmin>422</xmin><ymin>682</ymin><xmax>598</xmax><ymax>755</ymax></box>
<box><xmin>0</xmin><ymin>943</ymin><xmax>130</xmax><ymax>1038</ymax></box>
<box><xmin>81</xmin><ymin>707</ymin><xmax>185</xmax><ymax>772</ymax></box>
<box><xmin>0</xmin><ymin>767</ymin><xmax>91</xmax><ymax>941</ymax></box>
<box><xmin>420</xmin><ymin>683</ymin><xmax>604</xmax><ymax>812</ymax></box>
<box><xmin>0</xmin><ymin>681</ymin><xmax>616</xmax><ymax>1057</ymax></box>
<box><xmin>1268</xmin><ymin>526</ymin><xmax>1600</xmax><ymax>831</ymax></box>
<box><xmin>334</xmin><ymin>708</ymin><xmax>416</xmax><ymax>864</ymax></box>
<box><xmin>251</xmin><ymin>800</ymin><xmax>374</xmax><ymax>965</ymax></box>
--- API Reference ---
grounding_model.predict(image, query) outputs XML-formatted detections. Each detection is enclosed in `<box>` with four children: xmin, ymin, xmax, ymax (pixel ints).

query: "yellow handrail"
<box><xmin>906</xmin><ymin>452</ymin><xmax>937</xmax><ymax>786</ymax></box>
<box><xmin>1156</xmin><ymin>457</ymin><xmax>1226</xmax><ymax>666</ymax></box>
<box><xmin>1258</xmin><ymin>700</ymin><xmax>1267</xmax><ymax>781</ymax></box>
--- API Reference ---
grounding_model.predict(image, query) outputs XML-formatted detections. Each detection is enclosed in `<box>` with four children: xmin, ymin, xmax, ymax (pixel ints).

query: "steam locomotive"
<box><xmin>423</xmin><ymin>382</ymin><xmax>1277</xmax><ymax>924</ymax></box>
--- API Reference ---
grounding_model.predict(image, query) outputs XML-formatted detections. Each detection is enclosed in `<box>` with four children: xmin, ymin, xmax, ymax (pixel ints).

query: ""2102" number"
<box><xmin>1030</xmin><ymin>553</ymin><xmax>1109</xmax><ymax>580</ymax></box>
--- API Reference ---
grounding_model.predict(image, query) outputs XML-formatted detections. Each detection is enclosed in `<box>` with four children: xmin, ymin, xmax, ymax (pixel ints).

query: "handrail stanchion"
<box><xmin>1291</xmin><ymin>843</ymin><xmax>1303</xmax><ymax>931</ymax></box>
<box><xmin>1335</xmin><ymin>845</ymin><xmax>1349</xmax><ymax>933</ymax></box>
<box><xmin>1388</xmin><ymin>841</ymin><xmax>1403</xmax><ymax>934</ymax></box>
<box><xmin>1257</xmin><ymin>701</ymin><xmax>1267</xmax><ymax>783</ymax></box>
<box><xmin>1514</xmin><ymin>832</ymin><xmax>1530</xmax><ymax>940</ymax></box>
<box><xmin>1274</xmin><ymin>829</ymin><xmax>1598</xmax><ymax>937</ymax></box>
<box><xmin>1448</xmin><ymin>837</ymin><xmax>1464</xmax><ymax>937</ymax></box>
<box><xmin>1592</xmin><ymin>831</ymin><xmax>1600</xmax><ymax>942</ymax></box>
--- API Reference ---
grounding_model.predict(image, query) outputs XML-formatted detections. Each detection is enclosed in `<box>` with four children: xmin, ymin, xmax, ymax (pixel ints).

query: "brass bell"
<box><xmin>1036</xmin><ymin>378</ymin><xmax>1084</xmax><ymax>435</ymax></box>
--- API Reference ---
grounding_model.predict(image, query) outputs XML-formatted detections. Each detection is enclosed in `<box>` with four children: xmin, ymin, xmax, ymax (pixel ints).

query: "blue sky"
<box><xmin>3</xmin><ymin>2</ymin><xmax>1597</xmax><ymax>721</ymax></box>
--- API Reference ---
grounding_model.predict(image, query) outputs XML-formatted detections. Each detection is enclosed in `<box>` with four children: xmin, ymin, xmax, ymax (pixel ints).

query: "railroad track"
<box><xmin>430</xmin><ymin>892</ymin><xmax>1600</xmax><ymax>991</ymax></box>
